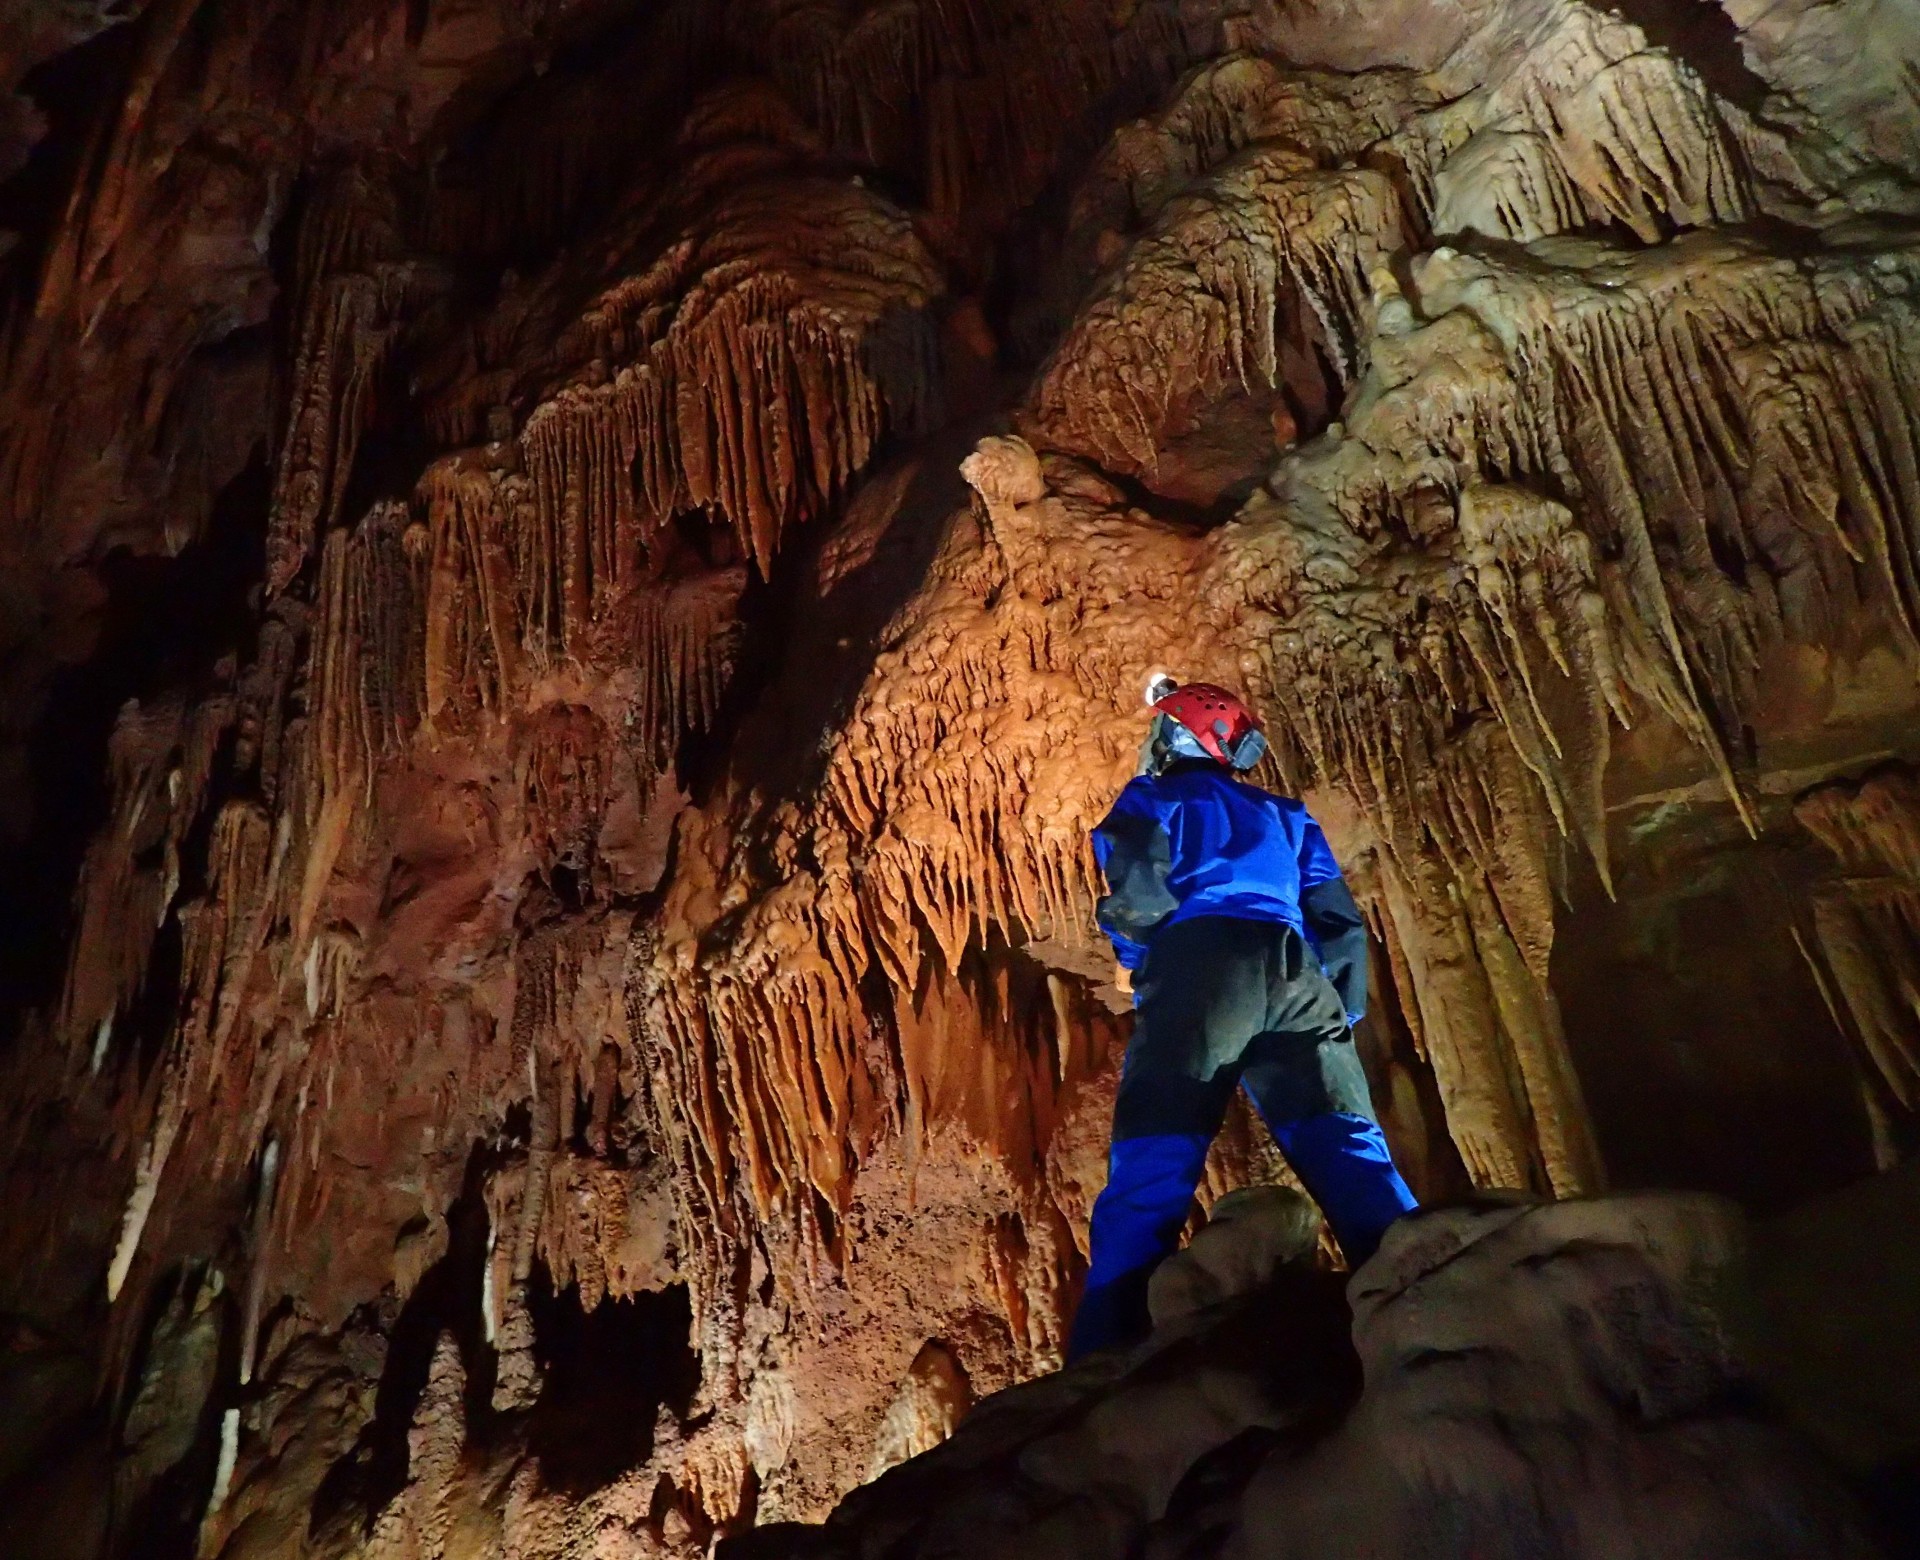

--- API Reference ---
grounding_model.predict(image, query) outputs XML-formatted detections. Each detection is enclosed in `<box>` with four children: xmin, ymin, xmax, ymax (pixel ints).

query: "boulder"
<box><xmin>729</xmin><ymin>1193</ymin><xmax>1886</xmax><ymax>1560</ymax></box>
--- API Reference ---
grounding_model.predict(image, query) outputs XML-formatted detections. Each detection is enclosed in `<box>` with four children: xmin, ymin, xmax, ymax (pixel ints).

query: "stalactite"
<box><xmin>264</xmin><ymin>175</ymin><xmax>435</xmax><ymax>596</ymax></box>
<box><xmin>1796</xmin><ymin>767</ymin><xmax>1920</xmax><ymax>1158</ymax></box>
<box><xmin>534</xmin><ymin>1149</ymin><xmax>677</xmax><ymax>1311</ymax></box>
<box><xmin>1097</xmin><ymin>55</ymin><xmax>1434</xmax><ymax>218</ymax></box>
<box><xmin>1424</xmin><ymin>5</ymin><xmax>1763</xmax><ymax>242</ymax></box>
<box><xmin>234</xmin><ymin>607</ymin><xmax>306</xmax><ymax>807</ymax></box>
<box><xmin>493</xmin><ymin>934</ymin><xmax>561</xmax><ymax>1412</ymax></box>
<box><xmin>621</xmin><ymin>569</ymin><xmax>749</xmax><ymax>760</ymax></box>
<box><xmin>736</xmin><ymin>0</ymin><xmax>1191</xmax><ymax>233</ymax></box>
<box><xmin>201</xmin><ymin>800</ymin><xmax>278</xmax><ymax>1082</ymax></box>
<box><xmin>85</xmin><ymin>489</ymin><xmax>422</xmax><ymax>1310</ymax></box>
<box><xmin>1194</xmin><ymin>232</ymin><xmax>1920</xmax><ymax>955</ymax></box>
<box><xmin>289</xmin><ymin>528</ymin><xmax>370</xmax><ymax>958</ymax></box>
<box><xmin>200</xmin><ymin>1406</ymin><xmax>241</xmax><ymax>1545</ymax></box>
<box><xmin>238</xmin><ymin>1135</ymin><xmax>281</xmax><ymax>1388</ymax></box>
<box><xmin>418</xmin><ymin>144</ymin><xmax>942</xmax><ymax>767</ymax></box>
<box><xmin>1434</xmin><ymin>239</ymin><xmax>1920</xmax><ymax>741</ymax></box>
<box><xmin>513</xmin><ymin>177</ymin><xmax>943</xmax><ymax>594</ymax></box>
<box><xmin>1027</xmin><ymin>3</ymin><xmax>1807</xmax><ymax>482</ymax></box>
<box><xmin>105</xmin><ymin>793</ymin><xmax>278</xmax><ymax>1301</ymax></box>
<box><xmin>644</xmin><ymin>445</ymin><xmax>1161</xmax><ymax>1269</ymax></box>
<box><xmin>629</xmin><ymin>917</ymin><xmax>739</xmax><ymax>1356</ymax></box>
<box><xmin>650</xmin><ymin>859</ymin><xmax>871</xmax><ymax>1226</ymax></box>
<box><xmin>1029</xmin><ymin>150</ymin><xmax>1404</xmax><ymax>477</ymax></box>
<box><xmin>522</xmin><ymin>704</ymin><xmax>612</xmax><ymax>879</ymax></box>
<box><xmin>347</xmin><ymin>500</ymin><xmax>427</xmax><ymax>754</ymax></box>
<box><xmin>1232</xmin><ymin>236</ymin><xmax>1920</xmax><ymax>1175</ymax></box>
<box><xmin>58</xmin><ymin>693</ymin><xmax>231</xmax><ymax>1064</ymax></box>
<box><xmin>663</xmin><ymin>248</ymin><xmax>1869</xmax><ymax>1230</ymax></box>
<box><xmin>104</xmin><ymin>903</ymin><xmax>211</xmax><ymax>1304</ymax></box>
<box><xmin>421</xmin><ymin>452</ymin><xmax>533</xmax><ymax>720</ymax></box>
<box><xmin>1171</xmin><ymin>234</ymin><xmax>1920</xmax><ymax>1182</ymax></box>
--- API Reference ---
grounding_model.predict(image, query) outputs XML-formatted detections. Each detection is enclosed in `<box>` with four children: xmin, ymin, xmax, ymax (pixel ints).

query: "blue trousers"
<box><xmin>1068</xmin><ymin>916</ymin><xmax>1418</xmax><ymax>1360</ymax></box>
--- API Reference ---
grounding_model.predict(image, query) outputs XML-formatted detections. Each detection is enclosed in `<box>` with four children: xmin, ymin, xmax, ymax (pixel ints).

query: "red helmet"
<box><xmin>1149</xmin><ymin>680</ymin><xmax>1268</xmax><ymax>770</ymax></box>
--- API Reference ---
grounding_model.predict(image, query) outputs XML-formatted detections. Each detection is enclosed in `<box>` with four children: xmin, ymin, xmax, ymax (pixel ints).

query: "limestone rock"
<box><xmin>868</xmin><ymin>1342</ymin><xmax>974</xmax><ymax>1480</ymax></box>
<box><xmin>1146</xmin><ymin>1184</ymin><xmax>1323</xmax><ymax>1329</ymax></box>
<box><xmin>730</xmin><ymin>1196</ymin><xmax>1886</xmax><ymax>1560</ymax></box>
<box><xmin>0</xmin><ymin>0</ymin><xmax>1917</xmax><ymax>1554</ymax></box>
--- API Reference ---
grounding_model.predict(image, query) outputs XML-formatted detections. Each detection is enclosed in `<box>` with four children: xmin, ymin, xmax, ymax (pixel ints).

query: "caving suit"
<box><xmin>1067</xmin><ymin>759</ymin><xmax>1419</xmax><ymax>1360</ymax></box>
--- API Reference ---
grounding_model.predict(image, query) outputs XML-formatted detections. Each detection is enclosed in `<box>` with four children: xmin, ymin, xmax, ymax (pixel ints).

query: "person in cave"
<box><xmin>1068</xmin><ymin>678</ymin><xmax>1421</xmax><ymax>1360</ymax></box>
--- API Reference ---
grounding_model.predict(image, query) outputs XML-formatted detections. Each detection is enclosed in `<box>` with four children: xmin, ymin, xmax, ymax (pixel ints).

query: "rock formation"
<box><xmin>0</xmin><ymin>0</ymin><xmax>1918</xmax><ymax>1556</ymax></box>
<box><xmin>725</xmin><ymin>1188</ymin><xmax>1892</xmax><ymax>1560</ymax></box>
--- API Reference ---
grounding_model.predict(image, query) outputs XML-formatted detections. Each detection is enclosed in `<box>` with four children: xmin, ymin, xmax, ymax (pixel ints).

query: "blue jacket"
<box><xmin>1091</xmin><ymin>762</ymin><xmax>1369</xmax><ymax>1019</ymax></box>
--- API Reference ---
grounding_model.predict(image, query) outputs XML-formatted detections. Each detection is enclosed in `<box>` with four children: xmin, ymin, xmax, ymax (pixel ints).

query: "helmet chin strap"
<box><xmin>1140</xmin><ymin>715</ymin><xmax>1216</xmax><ymax>776</ymax></box>
<box><xmin>1139</xmin><ymin>715</ymin><xmax>1269</xmax><ymax>777</ymax></box>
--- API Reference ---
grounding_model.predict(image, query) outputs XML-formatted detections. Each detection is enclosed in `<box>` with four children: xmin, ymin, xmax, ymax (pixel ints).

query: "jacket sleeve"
<box><xmin>1298</xmin><ymin>811</ymin><xmax>1369</xmax><ymax>1025</ymax></box>
<box><xmin>1092</xmin><ymin>785</ymin><xmax>1179</xmax><ymax>971</ymax></box>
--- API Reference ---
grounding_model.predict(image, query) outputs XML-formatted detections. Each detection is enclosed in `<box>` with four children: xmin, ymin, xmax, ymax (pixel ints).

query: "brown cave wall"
<box><xmin>2</xmin><ymin>0</ymin><xmax>1920</xmax><ymax>1556</ymax></box>
<box><xmin>1553</xmin><ymin>814</ymin><xmax>1878</xmax><ymax>1210</ymax></box>
<box><xmin>1555</xmin><ymin>623</ymin><xmax>1920</xmax><ymax>1206</ymax></box>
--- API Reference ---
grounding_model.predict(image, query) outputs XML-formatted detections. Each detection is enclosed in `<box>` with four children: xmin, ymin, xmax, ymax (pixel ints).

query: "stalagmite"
<box><xmin>868</xmin><ymin>1342</ymin><xmax>973</xmax><ymax>1478</ymax></box>
<box><xmin>200</xmin><ymin>1407</ymin><xmax>241</xmax><ymax>1543</ymax></box>
<box><xmin>239</xmin><ymin>1136</ymin><xmax>281</xmax><ymax>1387</ymax></box>
<box><xmin>365</xmin><ymin>1334</ymin><xmax>467</xmax><ymax>1558</ymax></box>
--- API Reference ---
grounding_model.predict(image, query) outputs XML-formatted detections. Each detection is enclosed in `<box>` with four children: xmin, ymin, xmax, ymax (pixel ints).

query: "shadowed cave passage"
<box><xmin>524</xmin><ymin>1279</ymin><xmax>700</xmax><ymax>1495</ymax></box>
<box><xmin>0</xmin><ymin>449</ymin><xmax>269</xmax><ymax>1050</ymax></box>
<box><xmin>1600</xmin><ymin>0</ymin><xmax>1772</xmax><ymax>110</ymax></box>
<box><xmin>1553</xmin><ymin>829</ymin><xmax>1881</xmax><ymax>1209</ymax></box>
<box><xmin>312</xmin><ymin>1183</ymin><xmax>497</xmax><ymax>1531</ymax></box>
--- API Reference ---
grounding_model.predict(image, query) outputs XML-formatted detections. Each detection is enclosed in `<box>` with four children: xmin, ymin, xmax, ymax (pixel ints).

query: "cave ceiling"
<box><xmin>1</xmin><ymin>0</ymin><xmax>1920</xmax><ymax>1554</ymax></box>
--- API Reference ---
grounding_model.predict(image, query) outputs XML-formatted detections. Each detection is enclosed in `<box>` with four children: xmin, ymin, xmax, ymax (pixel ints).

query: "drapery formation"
<box><xmin>0</xmin><ymin>0</ymin><xmax>1917</xmax><ymax>1554</ymax></box>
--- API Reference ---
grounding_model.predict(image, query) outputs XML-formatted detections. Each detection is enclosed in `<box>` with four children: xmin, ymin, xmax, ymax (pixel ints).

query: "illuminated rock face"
<box><xmin>0</xmin><ymin>0</ymin><xmax>1918</xmax><ymax>1555</ymax></box>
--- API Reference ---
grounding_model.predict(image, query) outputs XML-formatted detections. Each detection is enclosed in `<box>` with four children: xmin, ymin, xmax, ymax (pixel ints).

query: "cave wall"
<box><xmin>2</xmin><ymin>0</ymin><xmax>1920</xmax><ymax>1555</ymax></box>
